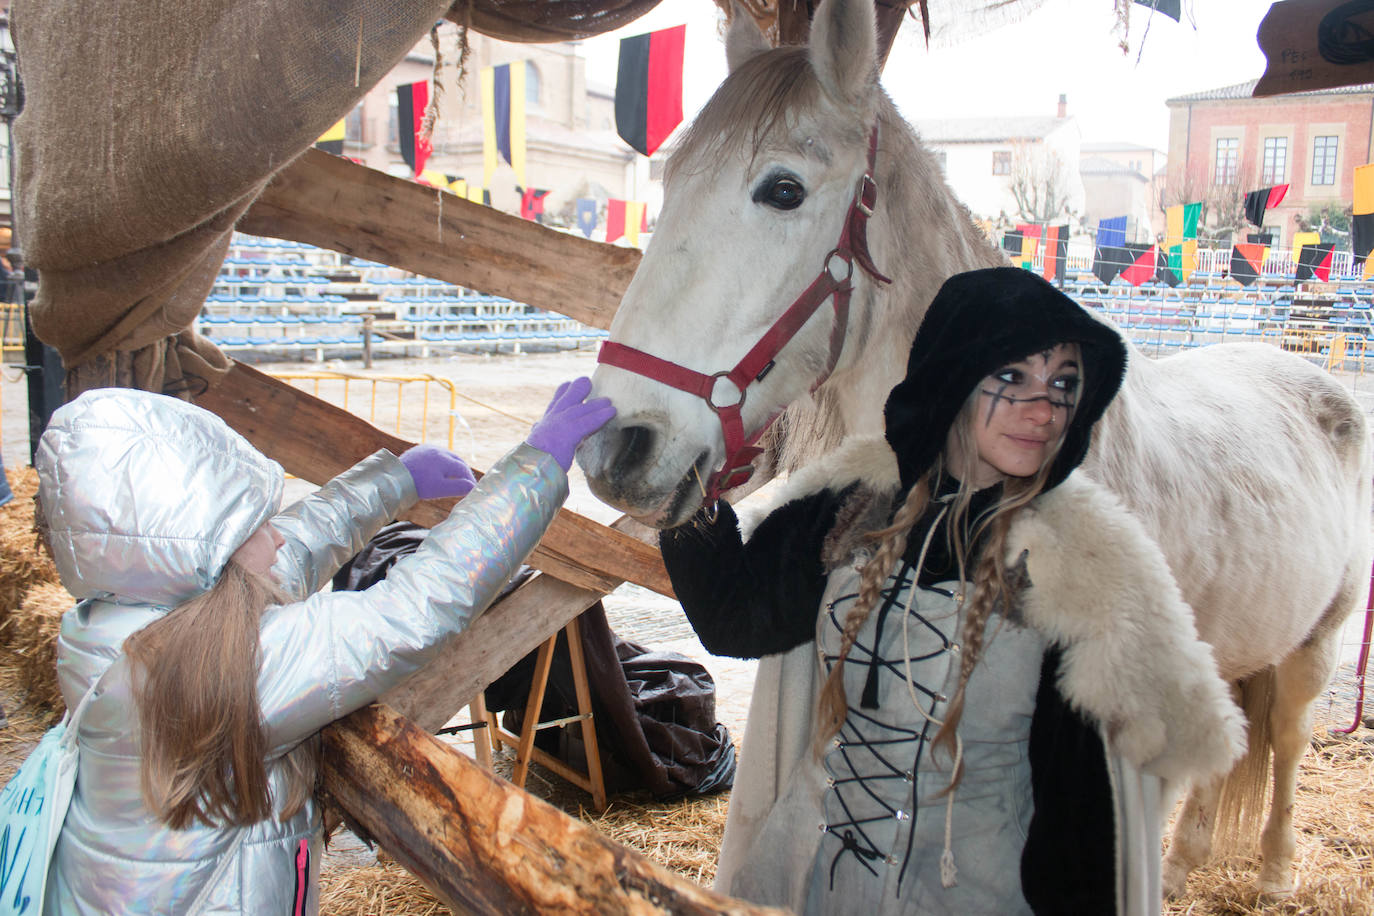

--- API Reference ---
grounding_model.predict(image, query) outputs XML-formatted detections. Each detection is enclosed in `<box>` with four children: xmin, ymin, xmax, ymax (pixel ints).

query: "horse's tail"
<box><xmin>1212</xmin><ymin>667</ymin><xmax>1275</xmax><ymax>856</ymax></box>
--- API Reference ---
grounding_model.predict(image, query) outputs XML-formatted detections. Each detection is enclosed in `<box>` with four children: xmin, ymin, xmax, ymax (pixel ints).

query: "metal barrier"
<box><xmin>1</xmin><ymin>303</ymin><xmax>24</xmax><ymax>354</ymax></box>
<box><xmin>270</xmin><ymin>371</ymin><xmax>476</xmax><ymax>456</ymax></box>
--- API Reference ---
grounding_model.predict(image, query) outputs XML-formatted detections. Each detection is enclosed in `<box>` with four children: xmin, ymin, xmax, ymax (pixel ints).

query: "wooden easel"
<box><xmin>482</xmin><ymin>614</ymin><xmax>609</xmax><ymax>812</ymax></box>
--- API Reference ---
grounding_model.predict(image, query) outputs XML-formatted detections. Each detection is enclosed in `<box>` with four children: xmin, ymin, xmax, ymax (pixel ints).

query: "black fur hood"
<box><xmin>884</xmin><ymin>267</ymin><xmax>1128</xmax><ymax>493</ymax></box>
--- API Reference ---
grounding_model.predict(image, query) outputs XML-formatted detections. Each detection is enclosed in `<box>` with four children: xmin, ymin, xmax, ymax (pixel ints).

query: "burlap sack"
<box><xmin>12</xmin><ymin>0</ymin><xmax>453</xmax><ymax>393</ymax></box>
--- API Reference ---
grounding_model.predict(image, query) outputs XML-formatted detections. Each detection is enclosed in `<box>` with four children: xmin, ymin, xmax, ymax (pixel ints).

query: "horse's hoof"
<box><xmin>1161</xmin><ymin>860</ymin><xmax>1191</xmax><ymax>899</ymax></box>
<box><xmin>1257</xmin><ymin>871</ymin><xmax>1295</xmax><ymax>901</ymax></box>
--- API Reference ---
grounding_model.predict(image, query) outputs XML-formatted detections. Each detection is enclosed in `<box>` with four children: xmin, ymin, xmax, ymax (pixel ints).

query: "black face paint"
<box><xmin>976</xmin><ymin>359</ymin><xmax>1080</xmax><ymax>427</ymax></box>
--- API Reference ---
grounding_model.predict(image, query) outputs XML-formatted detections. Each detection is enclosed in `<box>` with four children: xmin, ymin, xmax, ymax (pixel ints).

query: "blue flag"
<box><xmin>576</xmin><ymin>198</ymin><xmax>598</xmax><ymax>238</ymax></box>
<box><xmin>1096</xmin><ymin>216</ymin><xmax>1127</xmax><ymax>250</ymax></box>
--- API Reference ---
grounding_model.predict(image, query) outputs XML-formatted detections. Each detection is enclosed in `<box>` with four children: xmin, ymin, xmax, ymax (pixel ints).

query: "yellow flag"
<box><xmin>1291</xmin><ymin>231</ymin><xmax>1321</xmax><ymax>264</ymax></box>
<box><xmin>625</xmin><ymin>201</ymin><xmax>645</xmax><ymax>247</ymax></box>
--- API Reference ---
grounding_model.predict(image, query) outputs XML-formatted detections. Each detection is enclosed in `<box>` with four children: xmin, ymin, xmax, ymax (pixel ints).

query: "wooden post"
<box><xmin>194</xmin><ymin>362</ymin><xmax>673</xmax><ymax>599</ymax></box>
<box><xmin>239</xmin><ymin>150</ymin><xmax>638</xmax><ymax>330</ymax></box>
<box><xmin>319</xmin><ymin>703</ymin><xmax>787</xmax><ymax>916</ymax></box>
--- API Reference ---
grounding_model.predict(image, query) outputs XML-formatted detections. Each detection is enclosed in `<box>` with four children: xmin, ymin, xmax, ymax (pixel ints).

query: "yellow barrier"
<box><xmin>270</xmin><ymin>371</ymin><xmax>473</xmax><ymax>454</ymax></box>
<box><xmin>1271</xmin><ymin>328</ymin><xmax>1366</xmax><ymax>374</ymax></box>
<box><xmin>1</xmin><ymin>304</ymin><xmax>24</xmax><ymax>354</ymax></box>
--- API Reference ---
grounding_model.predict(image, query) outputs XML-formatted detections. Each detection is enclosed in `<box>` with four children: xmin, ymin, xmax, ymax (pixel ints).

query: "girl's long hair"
<box><xmin>814</xmin><ymin>388</ymin><xmax>1069</xmax><ymax>782</ymax></box>
<box><xmin>123</xmin><ymin>562</ymin><xmax>317</xmax><ymax>829</ymax></box>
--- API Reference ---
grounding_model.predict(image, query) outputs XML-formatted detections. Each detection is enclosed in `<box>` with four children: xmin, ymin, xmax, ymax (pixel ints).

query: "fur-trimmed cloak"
<box><xmin>687</xmin><ymin>438</ymin><xmax>1245</xmax><ymax>914</ymax></box>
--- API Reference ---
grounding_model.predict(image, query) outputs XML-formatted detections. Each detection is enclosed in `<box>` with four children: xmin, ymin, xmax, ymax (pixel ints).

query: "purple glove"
<box><xmin>399</xmin><ymin>444</ymin><xmax>477</xmax><ymax>499</ymax></box>
<box><xmin>525</xmin><ymin>377</ymin><xmax>616</xmax><ymax>472</ymax></box>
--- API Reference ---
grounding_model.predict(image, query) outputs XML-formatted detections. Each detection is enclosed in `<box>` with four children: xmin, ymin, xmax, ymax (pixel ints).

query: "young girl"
<box><xmin>35</xmin><ymin>378</ymin><xmax>613</xmax><ymax>914</ymax></box>
<box><xmin>659</xmin><ymin>268</ymin><xmax>1245</xmax><ymax>915</ymax></box>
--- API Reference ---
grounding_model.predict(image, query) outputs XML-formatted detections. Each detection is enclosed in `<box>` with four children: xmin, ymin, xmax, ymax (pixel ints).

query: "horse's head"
<box><xmin>579</xmin><ymin>0</ymin><xmax>892</xmax><ymax>528</ymax></box>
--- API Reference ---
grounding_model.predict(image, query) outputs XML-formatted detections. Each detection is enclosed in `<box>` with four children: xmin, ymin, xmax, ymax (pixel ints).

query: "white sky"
<box><xmin>581</xmin><ymin>0</ymin><xmax>1272</xmax><ymax>153</ymax></box>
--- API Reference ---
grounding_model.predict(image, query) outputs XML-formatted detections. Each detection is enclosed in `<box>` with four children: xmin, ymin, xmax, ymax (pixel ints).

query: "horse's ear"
<box><xmin>725</xmin><ymin>2</ymin><xmax>770</xmax><ymax>72</ymax></box>
<box><xmin>809</xmin><ymin>0</ymin><xmax>878</xmax><ymax>107</ymax></box>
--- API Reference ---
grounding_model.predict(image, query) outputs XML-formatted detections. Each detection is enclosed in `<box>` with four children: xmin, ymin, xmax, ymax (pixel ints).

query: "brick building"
<box><xmin>1164</xmin><ymin>80</ymin><xmax>1374</xmax><ymax>247</ymax></box>
<box><xmin>336</xmin><ymin>31</ymin><xmax>648</xmax><ymax>231</ymax></box>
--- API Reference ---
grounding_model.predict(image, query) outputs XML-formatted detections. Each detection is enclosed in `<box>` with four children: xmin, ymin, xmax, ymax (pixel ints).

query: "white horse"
<box><xmin>577</xmin><ymin>0</ymin><xmax>1372</xmax><ymax>901</ymax></box>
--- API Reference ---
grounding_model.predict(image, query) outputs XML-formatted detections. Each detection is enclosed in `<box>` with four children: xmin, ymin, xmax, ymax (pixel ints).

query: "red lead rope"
<box><xmin>598</xmin><ymin>124</ymin><xmax>890</xmax><ymax>506</ymax></box>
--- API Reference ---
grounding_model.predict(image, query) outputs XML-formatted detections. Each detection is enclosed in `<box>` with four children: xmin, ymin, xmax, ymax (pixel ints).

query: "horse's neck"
<box><xmin>774</xmin><ymin>103</ymin><xmax>1006</xmax><ymax>473</ymax></box>
<box><xmin>1080</xmin><ymin>350</ymin><xmax>1170</xmax><ymax>521</ymax></box>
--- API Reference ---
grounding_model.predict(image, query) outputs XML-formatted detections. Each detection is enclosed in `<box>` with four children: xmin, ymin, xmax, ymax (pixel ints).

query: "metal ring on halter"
<box><xmin>824</xmin><ymin>249</ymin><xmax>855</xmax><ymax>285</ymax></box>
<box><xmin>706</xmin><ymin>370</ymin><xmax>746</xmax><ymax>413</ymax></box>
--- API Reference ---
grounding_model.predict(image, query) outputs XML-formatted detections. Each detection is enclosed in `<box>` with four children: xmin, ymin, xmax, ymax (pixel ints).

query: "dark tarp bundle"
<box><xmin>334</xmin><ymin>522</ymin><xmax>736</xmax><ymax>800</ymax></box>
<box><xmin>12</xmin><ymin>0</ymin><xmax>454</xmax><ymax>394</ymax></box>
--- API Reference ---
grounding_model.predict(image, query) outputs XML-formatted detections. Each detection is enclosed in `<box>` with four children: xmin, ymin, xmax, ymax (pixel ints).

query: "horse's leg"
<box><xmin>1257</xmin><ymin>628</ymin><xmax>1341</xmax><ymax>897</ymax></box>
<box><xmin>1161</xmin><ymin>775</ymin><xmax>1224</xmax><ymax>898</ymax></box>
<box><xmin>1161</xmin><ymin>679</ymin><xmax>1245</xmax><ymax>898</ymax></box>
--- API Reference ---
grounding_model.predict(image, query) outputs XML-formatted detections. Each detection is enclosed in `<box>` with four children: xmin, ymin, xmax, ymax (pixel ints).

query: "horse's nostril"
<box><xmin>611</xmin><ymin>425</ymin><xmax>656</xmax><ymax>477</ymax></box>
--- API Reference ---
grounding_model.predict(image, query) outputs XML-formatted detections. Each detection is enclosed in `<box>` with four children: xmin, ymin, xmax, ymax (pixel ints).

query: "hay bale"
<box><xmin>318</xmin><ymin>862</ymin><xmax>451</xmax><ymax>915</ymax></box>
<box><xmin>0</xmin><ymin>466</ymin><xmax>59</xmax><ymax>640</ymax></box>
<box><xmin>4</xmin><ymin>580</ymin><xmax>70</xmax><ymax>717</ymax></box>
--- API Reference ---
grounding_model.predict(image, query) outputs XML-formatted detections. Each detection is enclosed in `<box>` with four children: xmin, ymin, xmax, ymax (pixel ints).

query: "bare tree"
<box><xmin>1009</xmin><ymin>140</ymin><xmax>1077</xmax><ymax>224</ymax></box>
<box><xmin>1160</xmin><ymin>160</ymin><xmax>1254</xmax><ymax>245</ymax></box>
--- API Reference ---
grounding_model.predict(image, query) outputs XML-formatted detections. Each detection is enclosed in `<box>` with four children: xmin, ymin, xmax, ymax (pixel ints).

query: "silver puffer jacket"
<box><xmin>36</xmin><ymin>389</ymin><xmax>568</xmax><ymax>915</ymax></box>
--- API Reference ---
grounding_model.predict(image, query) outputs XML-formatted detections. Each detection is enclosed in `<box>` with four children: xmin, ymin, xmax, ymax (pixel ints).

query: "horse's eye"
<box><xmin>754</xmin><ymin>175</ymin><xmax>806</xmax><ymax>211</ymax></box>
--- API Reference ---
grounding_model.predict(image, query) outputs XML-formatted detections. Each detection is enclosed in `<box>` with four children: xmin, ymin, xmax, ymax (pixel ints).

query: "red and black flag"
<box><xmin>1092</xmin><ymin>246</ymin><xmax>1130</xmax><ymax>285</ymax></box>
<box><xmin>1229</xmin><ymin>243</ymin><xmax>1265</xmax><ymax>287</ymax></box>
<box><xmin>1120</xmin><ymin>243</ymin><xmax>1159</xmax><ymax>287</ymax></box>
<box><xmin>520</xmin><ymin>187</ymin><xmax>551</xmax><ymax>223</ymax></box>
<box><xmin>396</xmin><ymin>81</ymin><xmax>431</xmax><ymax>177</ymax></box>
<box><xmin>1041</xmin><ymin>224</ymin><xmax>1069</xmax><ymax>285</ymax></box>
<box><xmin>615</xmin><ymin>25</ymin><xmax>686</xmax><ymax>158</ymax></box>
<box><xmin>1244</xmin><ymin>184</ymin><xmax>1288</xmax><ymax>227</ymax></box>
<box><xmin>1297</xmin><ymin>244</ymin><xmax>1335</xmax><ymax>282</ymax></box>
<box><xmin>1354</xmin><ymin>164</ymin><xmax>1374</xmax><ymax>274</ymax></box>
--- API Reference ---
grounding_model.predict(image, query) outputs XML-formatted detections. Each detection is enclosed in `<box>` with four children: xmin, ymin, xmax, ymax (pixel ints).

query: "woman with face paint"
<box><xmin>659</xmin><ymin>268</ymin><xmax>1244</xmax><ymax>916</ymax></box>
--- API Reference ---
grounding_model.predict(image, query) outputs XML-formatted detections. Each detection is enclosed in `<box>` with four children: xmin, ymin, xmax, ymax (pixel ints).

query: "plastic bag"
<box><xmin>0</xmin><ymin>719</ymin><xmax>80</xmax><ymax>914</ymax></box>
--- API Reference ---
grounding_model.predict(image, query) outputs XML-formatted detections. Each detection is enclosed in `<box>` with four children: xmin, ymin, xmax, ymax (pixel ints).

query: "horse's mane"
<box><xmin>669</xmin><ymin>48</ymin><xmax>835</xmax><ymax>180</ymax></box>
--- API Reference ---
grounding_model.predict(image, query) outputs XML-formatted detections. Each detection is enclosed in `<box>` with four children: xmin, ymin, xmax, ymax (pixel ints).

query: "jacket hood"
<box><xmin>36</xmin><ymin>388</ymin><xmax>284</xmax><ymax>607</ymax></box>
<box><xmin>884</xmin><ymin>267</ymin><xmax>1127</xmax><ymax>493</ymax></box>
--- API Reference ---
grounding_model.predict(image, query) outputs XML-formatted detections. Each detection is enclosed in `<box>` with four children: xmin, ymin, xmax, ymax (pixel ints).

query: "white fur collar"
<box><xmin>753</xmin><ymin>435</ymin><xmax>1245</xmax><ymax>783</ymax></box>
<box><xmin>1008</xmin><ymin>475</ymin><xmax>1245</xmax><ymax>782</ymax></box>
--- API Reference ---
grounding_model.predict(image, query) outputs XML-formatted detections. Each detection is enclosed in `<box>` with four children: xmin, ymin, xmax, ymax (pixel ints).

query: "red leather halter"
<box><xmin>597</xmin><ymin>124</ymin><xmax>891</xmax><ymax>505</ymax></box>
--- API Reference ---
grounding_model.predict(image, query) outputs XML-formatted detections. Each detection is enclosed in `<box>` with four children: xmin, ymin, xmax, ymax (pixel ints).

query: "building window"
<box><xmin>1311</xmin><ymin>135</ymin><xmax>1338</xmax><ymax>185</ymax></box>
<box><xmin>992</xmin><ymin>151</ymin><xmax>1011</xmax><ymax>175</ymax></box>
<box><xmin>387</xmin><ymin>98</ymin><xmax>398</xmax><ymax>150</ymax></box>
<box><xmin>1261</xmin><ymin>137</ymin><xmax>1287</xmax><ymax>183</ymax></box>
<box><xmin>1213</xmin><ymin>137</ymin><xmax>1239</xmax><ymax>184</ymax></box>
<box><xmin>526</xmin><ymin>62</ymin><xmax>541</xmax><ymax>108</ymax></box>
<box><xmin>934</xmin><ymin>150</ymin><xmax>947</xmax><ymax>173</ymax></box>
<box><xmin>649</xmin><ymin>157</ymin><xmax>665</xmax><ymax>181</ymax></box>
<box><xmin>344</xmin><ymin>102</ymin><xmax>365</xmax><ymax>146</ymax></box>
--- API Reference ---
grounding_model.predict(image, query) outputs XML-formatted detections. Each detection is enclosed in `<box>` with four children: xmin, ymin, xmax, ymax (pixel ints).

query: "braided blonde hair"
<box><xmin>813</xmin><ymin>387</ymin><xmax>1070</xmax><ymax>773</ymax></box>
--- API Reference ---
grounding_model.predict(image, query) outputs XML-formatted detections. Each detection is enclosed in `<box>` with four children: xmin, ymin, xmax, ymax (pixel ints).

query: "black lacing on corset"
<box><xmin>819</xmin><ymin>580</ymin><xmax>955</xmax><ymax>895</ymax></box>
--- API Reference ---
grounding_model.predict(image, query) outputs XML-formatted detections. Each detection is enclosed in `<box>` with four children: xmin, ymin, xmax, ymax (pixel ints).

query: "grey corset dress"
<box><xmin>808</xmin><ymin>559</ymin><xmax>1047</xmax><ymax>916</ymax></box>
